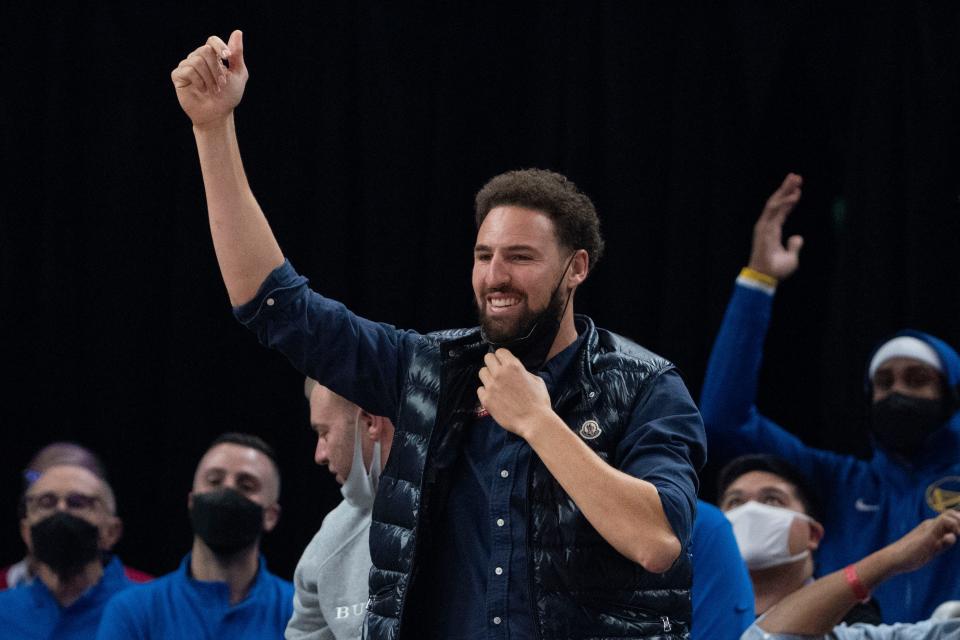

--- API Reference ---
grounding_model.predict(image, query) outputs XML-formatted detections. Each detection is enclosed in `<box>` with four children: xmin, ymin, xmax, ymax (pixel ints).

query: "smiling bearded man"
<box><xmin>172</xmin><ymin>29</ymin><xmax>706</xmax><ymax>640</ymax></box>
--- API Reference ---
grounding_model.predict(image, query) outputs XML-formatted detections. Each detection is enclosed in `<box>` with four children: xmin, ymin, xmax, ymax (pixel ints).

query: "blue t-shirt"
<box><xmin>95</xmin><ymin>553</ymin><xmax>293</xmax><ymax>640</ymax></box>
<box><xmin>0</xmin><ymin>555</ymin><xmax>133</xmax><ymax>640</ymax></box>
<box><xmin>691</xmin><ymin>500</ymin><xmax>754</xmax><ymax>639</ymax></box>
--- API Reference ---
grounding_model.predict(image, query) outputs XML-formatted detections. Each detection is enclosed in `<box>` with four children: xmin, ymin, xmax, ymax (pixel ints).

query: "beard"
<box><xmin>476</xmin><ymin>285</ymin><xmax>570</xmax><ymax>371</ymax></box>
<box><xmin>476</xmin><ymin>286</ymin><xmax>565</xmax><ymax>344</ymax></box>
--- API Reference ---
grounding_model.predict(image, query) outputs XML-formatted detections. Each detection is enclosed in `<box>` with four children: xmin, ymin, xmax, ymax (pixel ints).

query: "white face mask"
<box><xmin>340</xmin><ymin>414</ymin><xmax>381</xmax><ymax>509</ymax></box>
<box><xmin>725</xmin><ymin>501</ymin><xmax>813</xmax><ymax>570</ymax></box>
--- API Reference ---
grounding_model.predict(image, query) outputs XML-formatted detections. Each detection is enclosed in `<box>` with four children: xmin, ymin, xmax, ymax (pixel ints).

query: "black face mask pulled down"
<box><xmin>30</xmin><ymin>512</ymin><xmax>101</xmax><ymax>580</ymax></box>
<box><xmin>189</xmin><ymin>489</ymin><xmax>264</xmax><ymax>557</ymax></box>
<box><xmin>479</xmin><ymin>255</ymin><xmax>575</xmax><ymax>372</ymax></box>
<box><xmin>870</xmin><ymin>392</ymin><xmax>948</xmax><ymax>457</ymax></box>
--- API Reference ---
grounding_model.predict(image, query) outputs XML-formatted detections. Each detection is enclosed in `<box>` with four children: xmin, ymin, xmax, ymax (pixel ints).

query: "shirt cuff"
<box><xmin>233</xmin><ymin>259</ymin><xmax>309</xmax><ymax>325</ymax></box>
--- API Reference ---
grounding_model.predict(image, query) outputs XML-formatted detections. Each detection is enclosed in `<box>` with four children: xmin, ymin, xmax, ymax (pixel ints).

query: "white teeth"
<box><xmin>490</xmin><ymin>297</ymin><xmax>519</xmax><ymax>308</ymax></box>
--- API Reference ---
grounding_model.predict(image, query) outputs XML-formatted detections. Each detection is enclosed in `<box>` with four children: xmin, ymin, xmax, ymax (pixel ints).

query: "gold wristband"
<box><xmin>739</xmin><ymin>267</ymin><xmax>778</xmax><ymax>288</ymax></box>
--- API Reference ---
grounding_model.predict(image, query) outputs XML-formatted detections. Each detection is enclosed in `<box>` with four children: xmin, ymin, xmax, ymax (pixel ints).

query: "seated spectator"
<box><xmin>701</xmin><ymin>173</ymin><xmax>960</xmax><ymax>622</ymax></box>
<box><xmin>742</xmin><ymin>509</ymin><xmax>960</xmax><ymax>639</ymax></box>
<box><xmin>0</xmin><ymin>463</ymin><xmax>135</xmax><ymax>638</ymax></box>
<box><xmin>691</xmin><ymin>499</ymin><xmax>755</xmax><ymax>639</ymax></box>
<box><xmin>718</xmin><ymin>454</ymin><xmax>882</xmax><ymax>625</ymax></box>
<box><xmin>96</xmin><ymin>433</ymin><xmax>293</xmax><ymax>639</ymax></box>
<box><xmin>286</xmin><ymin>379</ymin><xmax>394</xmax><ymax>640</ymax></box>
<box><xmin>1</xmin><ymin>442</ymin><xmax>151</xmax><ymax>589</ymax></box>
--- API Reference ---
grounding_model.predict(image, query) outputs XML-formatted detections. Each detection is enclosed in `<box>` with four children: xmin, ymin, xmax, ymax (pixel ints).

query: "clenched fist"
<box><xmin>477</xmin><ymin>349</ymin><xmax>554</xmax><ymax>439</ymax></box>
<box><xmin>171</xmin><ymin>30</ymin><xmax>248</xmax><ymax>128</ymax></box>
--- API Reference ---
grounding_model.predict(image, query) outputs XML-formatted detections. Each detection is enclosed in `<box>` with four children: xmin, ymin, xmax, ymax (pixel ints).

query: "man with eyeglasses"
<box><xmin>0</xmin><ymin>463</ymin><xmax>134</xmax><ymax>639</ymax></box>
<box><xmin>1</xmin><ymin>441</ymin><xmax>152</xmax><ymax>590</ymax></box>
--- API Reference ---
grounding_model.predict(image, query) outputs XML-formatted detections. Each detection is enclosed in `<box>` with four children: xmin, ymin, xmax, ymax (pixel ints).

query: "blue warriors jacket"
<box><xmin>700</xmin><ymin>280</ymin><xmax>960</xmax><ymax>624</ymax></box>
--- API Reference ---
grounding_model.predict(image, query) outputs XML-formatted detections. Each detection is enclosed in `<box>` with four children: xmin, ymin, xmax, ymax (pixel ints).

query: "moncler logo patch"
<box><xmin>579</xmin><ymin>419</ymin><xmax>602</xmax><ymax>440</ymax></box>
<box><xmin>926</xmin><ymin>476</ymin><xmax>960</xmax><ymax>513</ymax></box>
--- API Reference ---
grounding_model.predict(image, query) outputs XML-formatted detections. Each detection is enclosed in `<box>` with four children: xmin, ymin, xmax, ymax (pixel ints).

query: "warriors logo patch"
<box><xmin>579</xmin><ymin>420</ymin><xmax>602</xmax><ymax>440</ymax></box>
<box><xmin>925</xmin><ymin>476</ymin><xmax>960</xmax><ymax>513</ymax></box>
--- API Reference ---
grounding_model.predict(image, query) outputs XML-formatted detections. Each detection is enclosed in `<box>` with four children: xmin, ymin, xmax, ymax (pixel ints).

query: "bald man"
<box><xmin>0</xmin><ymin>464</ymin><xmax>134</xmax><ymax>639</ymax></box>
<box><xmin>96</xmin><ymin>433</ymin><xmax>293</xmax><ymax>640</ymax></box>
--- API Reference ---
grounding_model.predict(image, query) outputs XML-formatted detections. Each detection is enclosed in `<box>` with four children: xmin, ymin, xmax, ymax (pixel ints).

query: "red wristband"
<box><xmin>843</xmin><ymin>564</ymin><xmax>870</xmax><ymax>603</ymax></box>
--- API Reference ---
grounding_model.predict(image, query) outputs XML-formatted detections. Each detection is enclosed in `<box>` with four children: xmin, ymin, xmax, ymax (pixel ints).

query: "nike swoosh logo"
<box><xmin>855</xmin><ymin>498</ymin><xmax>880</xmax><ymax>512</ymax></box>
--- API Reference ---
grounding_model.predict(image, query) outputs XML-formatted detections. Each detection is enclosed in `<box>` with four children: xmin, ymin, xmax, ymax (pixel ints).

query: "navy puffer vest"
<box><xmin>364</xmin><ymin>316</ymin><xmax>692</xmax><ymax>640</ymax></box>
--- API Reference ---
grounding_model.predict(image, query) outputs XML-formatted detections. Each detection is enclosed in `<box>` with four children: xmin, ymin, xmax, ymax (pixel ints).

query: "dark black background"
<box><xmin>2</xmin><ymin>2</ymin><xmax>959</xmax><ymax>579</ymax></box>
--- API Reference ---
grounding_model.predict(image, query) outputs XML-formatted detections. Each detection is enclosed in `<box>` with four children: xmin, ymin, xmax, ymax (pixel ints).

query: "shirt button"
<box><xmin>493</xmin><ymin>617</ymin><xmax>502</xmax><ymax>625</ymax></box>
<box><xmin>266</xmin><ymin>298</ymin><xmax>276</xmax><ymax>306</ymax></box>
<box><xmin>495</xmin><ymin>567</ymin><xmax>503</xmax><ymax>575</ymax></box>
<box><xmin>496</xmin><ymin>518</ymin><xmax>505</xmax><ymax>527</ymax></box>
<box><xmin>500</xmin><ymin>469</ymin><xmax>509</xmax><ymax>478</ymax></box>
<box><xmin>588</xmin><ymin>390</ymin><xmax>596</xmax><ymax>398</ymax></box>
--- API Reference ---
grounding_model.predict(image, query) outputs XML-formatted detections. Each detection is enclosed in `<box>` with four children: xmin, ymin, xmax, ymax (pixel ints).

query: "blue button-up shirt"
<box><xmin>234</xmin><ymin>261</ymin><xmax>705</xmax><ymax>638</ymax></box>
<box><xmin>427</xmin><ymin>335</ymin><xmax>584</xmax><ymax>639</ymax></box>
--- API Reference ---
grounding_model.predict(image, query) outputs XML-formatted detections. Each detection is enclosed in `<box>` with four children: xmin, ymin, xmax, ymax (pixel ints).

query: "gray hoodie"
<box><xmin>285</xmin><ymin>433</ymin><xmax>381</xmax><ymax>640</ymax></box>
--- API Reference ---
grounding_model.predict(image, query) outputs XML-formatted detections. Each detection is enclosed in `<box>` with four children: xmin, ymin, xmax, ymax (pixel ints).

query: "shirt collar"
<box><xmin>538</xmin><ymin>330</ymin><xmax>584</xmax><ymax>392</ymax></box>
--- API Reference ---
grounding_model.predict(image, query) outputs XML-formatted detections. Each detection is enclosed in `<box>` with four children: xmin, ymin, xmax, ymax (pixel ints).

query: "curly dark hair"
<box><xmin>474</xmin><ymin>169</ymin><xmax>605</xmax><ymax>270</ymax></box>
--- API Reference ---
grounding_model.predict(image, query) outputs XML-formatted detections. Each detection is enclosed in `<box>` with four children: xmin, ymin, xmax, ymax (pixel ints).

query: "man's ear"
<box><xmin>807</xmin><ymin>519</ymin><xmax>825</xmax><ymax>551</ymax></box>
<box><xmin>362</xmin><ymin>411</ymin><xmax>380</xmax><ymax>441</ymax></box>
<box><xmin>568</xmin><ymin>249</ymin><xmax>589</xmax><ymax>286</ymax></box>
<box><xmin>101</xmin><ymin>516</ymin><xmax>123</xmax><ymax>550</ymax></box>
<box><xmin>263</xmin><ymin>503</ymin><xmax>281</xmax><ymax>533</ymax></box>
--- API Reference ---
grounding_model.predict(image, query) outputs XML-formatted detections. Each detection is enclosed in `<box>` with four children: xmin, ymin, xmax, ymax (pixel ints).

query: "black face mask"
<box><xmin>479</xmin><ymin>254</ymin><xmax>575</xmax><ymax>371</ymax></box>
<box><xmin>870</xmin><ymin>392</ymin><xmax>947</xmax><ymax>457</ymax></box>
<box><xmin>189</xmin><ymin>489</ymin><xmax>264</xmax><ymax>557</ymax></box>
<box><xmin>30</xmin><ymin>512</ymin><xmax>101</xmax><ymax>579</ymax></box>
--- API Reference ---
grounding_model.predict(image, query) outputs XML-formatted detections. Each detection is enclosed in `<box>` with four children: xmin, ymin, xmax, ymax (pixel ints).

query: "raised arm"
<box><xmin>700</xmin><ymin>174</ymin><xmax>818</xmax><ymax>465</ymax></box>
<box><xmin>751</xmin><ymin>510</ymin><xmax>960</xmax><ymax>636</ymax></box>
<box><xmin>746</xmin><ymin>173</ymin><xmax>804</xmax><ymax>282</ymax></box>
<box><xmin>171</xmin><ymin>30</ymin><xmax>284</xmax><ymax>306</ymax></box>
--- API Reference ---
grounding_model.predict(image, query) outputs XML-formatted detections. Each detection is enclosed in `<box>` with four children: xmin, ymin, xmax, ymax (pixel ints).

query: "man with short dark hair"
<box><xmin>171</xmin><ymin>31</ymin><xmax>706</xmax><ymax>639</ymax></box>
<box><xmin>0</xmin><ymin>463</ymin><xmax>134</xmax><ymax>639</ymax></box>
<box><xmin>743</xmin><ymin>509</ymin><xmax>960</xmax><ymax>639</ymax></box>
<box><xmin>701</xmin><ymin>174</ymin><xmax>960</xmax><ymax>622</ymax></box>
<box><xmin>717</xmin><ymin>454</ymin><xmax>883</xmax><ymax>627</ymax></box>
<box><xmin>96</xmin><ymin>433</ymin><xmax>293</xmax><ymax>639</ymax></box>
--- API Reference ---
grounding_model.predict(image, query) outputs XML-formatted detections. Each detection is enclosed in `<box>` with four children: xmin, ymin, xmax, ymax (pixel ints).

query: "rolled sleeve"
<box><xmin>617</xmin><ymin>369</ymin><xmax>707</xmax><ymax>547</ymax></box>
<box><xmin>234</xmin><ymin>260</ymin><xmax>310</xmax><ymax>325</ymax></box>
<box><xmin>232</xmin><ymin>260</ymin><xmax>420</xmax><ymax>420</ymax></box>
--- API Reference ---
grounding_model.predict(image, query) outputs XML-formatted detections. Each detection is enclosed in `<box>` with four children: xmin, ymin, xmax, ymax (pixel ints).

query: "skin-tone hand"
<box><xmin>477</xmin><ymin>348</ymin><xmax>681</xmax><ymax>573</ymax></box>
<box><xmin>758</xmin><ymin>510</ymin><xmax>960</xmax><ymax>634</ymax></box>
<box><xmin>171</xmin><ymin>31</ymin><xmax>248</xmax><ymax>129</ymax></box>
<box><xmin>170</xmin><ymin>30</ymin><xmax>284</xmax><ymax>306</ymax></box>
<box><xmin>748</xmin><ymin>173</ymin><xmax>804</xmax><ymax>280</ymax></box>
<box><xmin>881</xmin><ymin>509</ymin><xmax>960</xmax><ymax>575</ymax></box>
<box><xmin>477</xmin><ymin>348</ymin><xmax>553</xmax><ymax>438</ymax></box>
